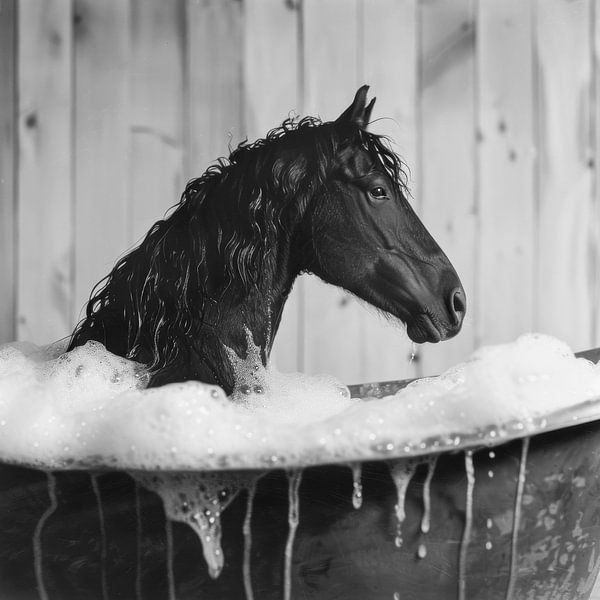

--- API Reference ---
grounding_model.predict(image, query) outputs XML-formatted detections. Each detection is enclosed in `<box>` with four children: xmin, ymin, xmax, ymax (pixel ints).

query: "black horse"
<box><xmin>68</xmin><ymin>86</ymin><xmax>466</xmax><ymax>393</ymax></box>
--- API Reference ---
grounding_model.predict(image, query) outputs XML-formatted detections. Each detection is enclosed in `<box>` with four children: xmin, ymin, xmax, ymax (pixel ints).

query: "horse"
<box><xmin>68</xmin><ymin>86</ymin><xmax>466</xmax><ymax>394</ymax></box>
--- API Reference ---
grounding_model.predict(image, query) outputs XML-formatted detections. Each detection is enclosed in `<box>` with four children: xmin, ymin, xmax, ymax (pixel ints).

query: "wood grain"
<box><xmin>186</xmin><ymin>0</ymin><xmax>243</xmax><ymax>177</ymax></box>
<box><xmin>0</xmin><ymin>0</ymin><xmax>16</xmax><ymax>343</ymax></box>
<box><xmin>591</xmin><ymin>0</ymin><xmax>600</xmax><ymax>349</ymax></box>
<box><xmin>17</xmin><ymin>0</ymin><xmax>73</xmax><ymax>343</ymax></box>
<box><xmin>476</xmin><ymin>0</ymin><xmax>535</xmax><ymax>345</ymax></box>
<box><xmin>73</xmin><ymin>0</ymin><xmax>131</xmax><ymax>326</ymax></box>
<box><xmin>130</xmin><ymin>0</ymin><xmax>185</xmax><ymax>247</ymax></box>
<box><xmin>418</xmin><ymin>0</ymin><xmax>477</xmax><ymax>377</ymax></box>
<box><xmin>535</xmin><ymin>0</ymin><xmax>595</xmax><ymax>351</ymax></box>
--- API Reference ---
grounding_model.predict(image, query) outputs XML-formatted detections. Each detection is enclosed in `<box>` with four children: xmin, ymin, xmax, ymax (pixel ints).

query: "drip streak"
<box><xmin>350</xmin><ymin>462</ymin><xmax>363</xmax><ymax>509</ymax></box>
<box><xmin>421</xmin><ymin>456</ymin><xmax>438</xmax><ymax>534</ymax></box>
<box><xmin>134</xmin><ymin>481</ymin><xmax>143</xmax><ymax>600</ymax></box>
<box><xmin>33</xmin><ymin>471</ymin><xmax>58</xmax><ymax>600</ymax></box>
<box><xmin>458</xmin><ymin>451</ymin><xmax>475</xmax><ymax>600</ymax></box>
<box><xmin>165</xmin><ymin>519</ymin><xmax>176</xmax><ymax>600</ymax></box>
<box><xmin>505</xmin><ymin>437</ymin><xmax>530</xmax><ymax>600</ymax></box>
<box><xmin>284</xmin><ymin>469</ymin><xmax>303</xmax><ymax>600</ymax></box>
<box><xmin>243</xmin><ymin>483</ymin><xmax>257</xmax><ymax>600</ymax></box>
<box><xmin>91</xmin><ymin>474</ymin><xmax>109</xmax><ymax>600</ymax></box>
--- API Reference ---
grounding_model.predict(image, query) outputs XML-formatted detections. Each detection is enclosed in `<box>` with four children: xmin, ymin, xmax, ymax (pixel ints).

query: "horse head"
<box><xmin>69</xmin><ymin>86</ymin><xmax>465</xmax><ymax>392</ymax></box>
<box><xmin>296</xmin><ymin>86</ymin><xmax>466</xmax><ymax>344</ymax></box>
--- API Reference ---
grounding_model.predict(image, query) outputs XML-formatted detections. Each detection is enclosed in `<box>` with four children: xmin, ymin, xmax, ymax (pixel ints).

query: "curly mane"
<box><xmin>68</xmin><ymin>114</ymin><xmax>409</xmax><ymax>387</ymax></box>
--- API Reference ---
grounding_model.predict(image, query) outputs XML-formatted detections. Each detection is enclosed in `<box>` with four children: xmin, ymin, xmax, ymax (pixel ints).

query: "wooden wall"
<box><xmin>1</xmin><ymin>0</ymin><xmax>599</xmax><ymax>385</ymax></box>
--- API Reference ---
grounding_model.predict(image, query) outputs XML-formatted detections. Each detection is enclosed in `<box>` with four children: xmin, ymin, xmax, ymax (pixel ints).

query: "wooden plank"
<box><xmin>0</xmin><ymin>0</ymin><xmax>16</xmax><ymax>343</ymax></box>
<box><xmin>360</xmin><ymin>0</ymin><xmax>421</xmax><ymax>382</ymax></box>
<box><xmin>418</xmin><ymin>0</ymin><xmax>477</xmax><ymax>376</ymax></box>
<box><xmin>301</xmin><ymin>0</ymin><xmax>364</xmax><ymax>383</ymax></box>
<box><xmin>243</xmin><ymin>0</ymin><xmax>300</xmax><ymax>140</ymax></box>
<box><xmin>17</xmin><ymin>0</ymin><xmax>73</xmax><ymax>343</ymax></box>
<box><xmin>591</xmin><ymin>0</ymin><xmax>600</xmax><ymax>349</ymax></box>
<box><xmin>243</xmin><ymin>0</ymin><xmax>302</xmax><ymax>372</ymax></box>
<box><xmin>476</xmin><ymin>0</ymin><xmax>535</xmax><ymax>345</ymax></box>
<box><xmin>130</xmin><ymin>0</ymin><xmax>185</xmax><ymax>246</ymax></box>
<box><xmin>73</xmin><ymin>0</ymin><xmax>131</xmax><ymax>325</ymax></box>
<box><xmin>534</xmin><ymin>0</ymin><xmax>595</xmax><ymax>351</ymax></box>
<box><xmin>186</xmin><ymin>0</ymin><xmax>243</xmax><ymax>176</ymax></box>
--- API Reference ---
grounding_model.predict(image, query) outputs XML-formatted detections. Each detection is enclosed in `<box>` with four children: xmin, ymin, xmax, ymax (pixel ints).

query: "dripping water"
<box><xmin>134</xmin><ymin>481</ymin><xmax>143</xmax><ymax>600</ymax></box>
<box><xmin>284</xmin><ymin>469</ymin><xmax>303</xmax><ymax>600</ymax></box>
<box><xmin>90</xmin><ymin>473</ymin><xmax>109</xmax><ymax>600</ymax></box>
<box><xmin>133</xmin><ymin>472</ymin><xmax>244</xmax><ymax>580</ymax></box>
<box><xmin>348</xmin><ymin>462</ymin><xmax>363</xmax><ymax>509</ymax></box>
<box><xmin>421</xmin><ymin>456</ymin><xmax>438</xmax><ymax>534</ymax></box>
<box><xmin>243</xmin><ymin>481</ymin><xmax>257</xmax><ymax>600</ymax></box>
<box><xmin>33</xmin><ymin>471</ymin><xmax>58</xmax><ymax>600</ymax></box>
<box><xmin>458</xmin><ymin>450</ymin><xmax>475</xmax><ymax>600</ymax></box>
<box><xmin>409</xmin><ymin>342</ymin><xmax>417</xmax><ymax>365</ymax></box>
<box><xmin>165</xmin><ymin>518</ymin><xmax>176</xmax><ymax>600</ymax></box>
<box><xmin>505</xmin><ymin>437</ymin><xmax>530</xmax><ymax>600</ymax></box>
<box><xmin>388</xmin><ymin>459</ymin><xmax>417</xmax><ymax>548</ymax></box>
<box><xmin>417</xmin><ymin>543</ymin><xmax>427</xmax><ymax>559</ymax></box>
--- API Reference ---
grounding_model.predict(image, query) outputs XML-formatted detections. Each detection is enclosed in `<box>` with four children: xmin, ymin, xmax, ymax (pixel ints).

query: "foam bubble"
<box><xmin>0</xmin><ymin>333</ymin><xmax>600</xmax><ymax>471</ymax></box>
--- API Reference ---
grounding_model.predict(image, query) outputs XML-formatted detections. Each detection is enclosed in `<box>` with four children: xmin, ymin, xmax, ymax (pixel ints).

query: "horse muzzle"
<box><xmin>370</xmin><ymin>256</ymin><xmax>467</xmax><ymax>343</ymax></box>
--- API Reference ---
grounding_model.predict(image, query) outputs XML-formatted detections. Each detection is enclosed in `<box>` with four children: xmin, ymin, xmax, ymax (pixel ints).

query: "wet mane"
<box><xmin>68</xmin><ymin>114</ymin><xmax>409</xmax><ymax>386</ymax></box>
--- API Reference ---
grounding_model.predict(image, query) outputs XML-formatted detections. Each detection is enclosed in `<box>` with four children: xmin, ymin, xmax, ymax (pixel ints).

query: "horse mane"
<box><xmin>68</xmin><ymin>114</ymin><xmax>409</xmax><ymax>383</ymax></box>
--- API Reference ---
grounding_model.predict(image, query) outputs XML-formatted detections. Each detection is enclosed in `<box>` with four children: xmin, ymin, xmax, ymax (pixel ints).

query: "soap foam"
<box><xmin>0</xmin><ymin>333</ymin><xmax>600</xmax><ymax>471</ymax></box>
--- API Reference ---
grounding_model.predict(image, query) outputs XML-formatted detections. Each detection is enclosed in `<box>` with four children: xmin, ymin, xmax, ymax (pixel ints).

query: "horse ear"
<box><xmin>336</xmin><ymin>85</ymin><xmax>376</xmax><ymax>129</ymax></box>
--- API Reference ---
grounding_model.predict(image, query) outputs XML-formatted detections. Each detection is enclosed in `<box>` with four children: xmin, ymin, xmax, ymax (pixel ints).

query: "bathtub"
<box><xmin>1</xmin><ymin>348</ymin><xmax>600</xmax><ymax>600</ymax></box>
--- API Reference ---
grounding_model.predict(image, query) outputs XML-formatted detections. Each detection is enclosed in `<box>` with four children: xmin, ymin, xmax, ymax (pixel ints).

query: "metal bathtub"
<box><xmin>2</xmin><ymin>348</ymin><xmax>600</xmax><ymax>600</ymax></box>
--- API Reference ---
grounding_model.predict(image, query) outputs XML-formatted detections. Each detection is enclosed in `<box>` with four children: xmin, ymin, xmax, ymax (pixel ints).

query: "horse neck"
<box><xmin>184</xmin><ymin>240</ymin><xmax>298</xmax><ymax>394</ymax></box>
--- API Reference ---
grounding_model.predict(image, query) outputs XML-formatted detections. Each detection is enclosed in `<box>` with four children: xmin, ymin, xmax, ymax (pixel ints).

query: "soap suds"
<box><xmin>0</xmin><ymin>333</ymin><xmax>599</xmax><ymax>471</ymax></box>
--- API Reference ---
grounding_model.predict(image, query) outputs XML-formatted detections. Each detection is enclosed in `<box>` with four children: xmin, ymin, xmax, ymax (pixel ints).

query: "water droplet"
<box><xmin>253</xmin><ymin>385</ymin><xmax>264</xmax><ymax>394</ymax></box>
<box><xmin>488</xmin><ymin>470</ymin><xmax>494</xmax><ymax>478</ymax></box>
<box><xmin>486</xmin><ymin>518</ymin><xmax>493</xmax><ymax>529</ymax></box>
<box><xmin>417</xmin><ymin>543</ymin><xmax>427</xmax><ymax>559</ymax></box>
<box><xmin>489</xmin><ymin>450</ymin><xmax>496</xmax><ymax>459</ymax></box>
<box><xmin>349</xmin><ymin>463</ymin><xmax>363</xmax><ymax>510</ymax></box>
<box><xmin>485</xmin><ymin>541</ymin><xmax>493</xmax><ymax>550</ymax></box>
<box><xmin>210</xmin><ymin>389</ymin><xmax>220</xmax><ymax>398</ymax></box>
<box><xmin>240</xmin><ymin>385</ymin><xmax>252</xmax><ymax>395</ymax></box>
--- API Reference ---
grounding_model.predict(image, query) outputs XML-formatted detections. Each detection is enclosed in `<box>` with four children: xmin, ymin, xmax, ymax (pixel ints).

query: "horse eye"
<box><xmin>369</xmin><ymin>186</ymin><xmax>388</xmax><ymax>199</ymax></box>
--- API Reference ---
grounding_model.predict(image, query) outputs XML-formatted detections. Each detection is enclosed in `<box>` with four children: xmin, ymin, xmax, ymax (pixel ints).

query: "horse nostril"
<box><xmin>449</xmin><ymin>287</ymin><xmax>466</xmax><ymax>325</ymax></box>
